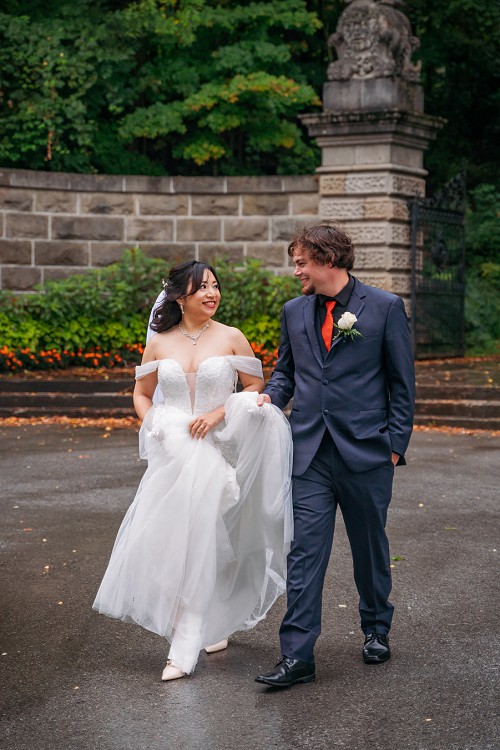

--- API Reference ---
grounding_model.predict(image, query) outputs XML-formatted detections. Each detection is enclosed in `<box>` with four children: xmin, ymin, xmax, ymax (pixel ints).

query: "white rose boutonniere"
<box><xmin>333</xmin><ymin>312</ymin><xmax>363</xmax><ymax>341</ymax></box>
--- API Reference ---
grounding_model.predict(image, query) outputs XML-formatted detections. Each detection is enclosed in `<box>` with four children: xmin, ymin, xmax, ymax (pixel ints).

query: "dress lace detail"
<box><xmin>194</xmin><ymin>357</ymin><xmax>234</xmax><ymax>414</ymax></box>
<box><xmin>93</xmin><ymin>354</ymin><xmax>293</xmax><ymax>675</ymax></box>
<box><xmin>155</xmin><ymin>357</ymin><xmax>236</xmax><ymax>415</ymax></box>
<box><xmin>157</xmin><ymin>360</ymin><xmax>193</xmax><ymax>414</ymax></box>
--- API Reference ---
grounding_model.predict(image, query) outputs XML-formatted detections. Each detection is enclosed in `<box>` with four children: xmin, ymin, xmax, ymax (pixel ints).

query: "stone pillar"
<box><xmin>301</xmin><ymin>0</ymin><xmax>444</xmax><ymax>305</ymax></box>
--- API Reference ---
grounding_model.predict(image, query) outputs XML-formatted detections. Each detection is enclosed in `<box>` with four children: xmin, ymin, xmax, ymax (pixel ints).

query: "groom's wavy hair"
<box><xmin>150</xmin><ymin>260</ymin><xmax>221</xmax><ymax>333</ymax></box>
<box><xmin>288</xmin><ymin>224</ymin><xmax>355</xmax><ymax>271</ymax></box>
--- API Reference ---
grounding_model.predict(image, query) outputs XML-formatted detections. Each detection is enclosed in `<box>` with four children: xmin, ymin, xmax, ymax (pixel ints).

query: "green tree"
<box><xmin>0</xmin><ymin>0</ymin><xmax>321</xmax><ymax>175</ymax></box>
<box><xmin>0</xmin><ymin>2</ymin><xmax>138</xmax><ymax>173</ymax></box>
<box><xmin>405</xmin><ymin>0</ymin><xmax>500</xmax><ymax>191</ymax></box>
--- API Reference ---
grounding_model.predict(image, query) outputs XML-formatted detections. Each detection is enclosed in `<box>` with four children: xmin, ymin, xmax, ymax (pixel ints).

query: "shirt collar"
<box><xmin>318</xmin><ymin>274</ymin><xmax>354</xmax><ymax>307</ymax></box>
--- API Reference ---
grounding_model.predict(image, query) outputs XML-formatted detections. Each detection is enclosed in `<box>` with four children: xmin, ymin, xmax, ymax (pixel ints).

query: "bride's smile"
<box><xmin>181</xmin><ymin>270</ymin><xmax>221</xmax><ymax>323</ymax></box>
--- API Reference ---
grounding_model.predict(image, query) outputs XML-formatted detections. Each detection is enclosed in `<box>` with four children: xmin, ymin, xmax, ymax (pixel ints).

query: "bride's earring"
<box><xmin>178</xmin><ymin>301</ymin><xmax>184</xmax><ymax>315</ymax></box>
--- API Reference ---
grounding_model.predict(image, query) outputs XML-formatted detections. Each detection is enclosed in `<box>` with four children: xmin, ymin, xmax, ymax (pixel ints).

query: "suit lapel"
<box><xmin>303</xmin><ymin>296</ymin><xmax>323</xmax><ymax>368</ymax></box>
<box><xmin>329</xmin><ymin>277</ymin><xmax>366</xmax><ymax>352</ymax></box>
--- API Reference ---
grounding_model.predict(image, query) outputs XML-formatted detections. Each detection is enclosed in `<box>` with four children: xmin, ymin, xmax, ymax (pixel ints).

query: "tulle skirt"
<box><xmin>93</xmin><ymin>392</ymin><xmax>293</xmax><ymax>674</ymax></box>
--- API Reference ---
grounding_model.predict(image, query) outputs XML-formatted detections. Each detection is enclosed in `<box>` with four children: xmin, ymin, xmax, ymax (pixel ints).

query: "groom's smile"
<box><xmin>292</xmin><ymin>246</ymin><xmax>341</xmax><ymax>297</ymax></box>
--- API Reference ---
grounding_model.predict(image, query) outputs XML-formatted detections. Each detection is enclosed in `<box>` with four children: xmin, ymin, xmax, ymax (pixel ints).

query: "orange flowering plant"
<box><xmin>0</xmin><ymin>344</ymin><xmax>145</xmax><ymax>373</ymax></box>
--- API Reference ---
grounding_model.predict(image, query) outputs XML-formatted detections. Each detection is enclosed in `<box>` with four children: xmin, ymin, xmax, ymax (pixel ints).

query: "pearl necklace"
<box><xmin>178</xmin><ymin>321</ymin><xmax>210</xmax><ymax>345</ymax></box>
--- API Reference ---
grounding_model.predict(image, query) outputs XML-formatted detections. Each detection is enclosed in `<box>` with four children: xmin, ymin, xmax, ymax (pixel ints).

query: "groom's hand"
<box><xmin>391</xmin><ymin>452</ymin><xmax>400</xmax><ymax>466</ymax></box>
<box><xmin>256</xmin><ymin>394</ymin><xmax>271</xmax><ymax>407</ymax></box>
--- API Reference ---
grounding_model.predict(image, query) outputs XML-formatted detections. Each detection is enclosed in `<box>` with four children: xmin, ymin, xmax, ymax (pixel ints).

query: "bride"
<box><xmin>93</xmin><ymin>260</ymin><xmax>293</xmax><ymax>681</ymax></box>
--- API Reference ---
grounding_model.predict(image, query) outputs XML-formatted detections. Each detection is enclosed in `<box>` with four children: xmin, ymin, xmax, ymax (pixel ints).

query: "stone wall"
<box><xmin>0</xmin><ymin>169</ymin><xmax>320</xmax><ymax>292</ymax></box>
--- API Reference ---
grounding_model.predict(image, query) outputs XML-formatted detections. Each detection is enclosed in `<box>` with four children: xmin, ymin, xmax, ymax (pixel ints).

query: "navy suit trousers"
<box><xmin>279</xmin><ymin>430</ymin><xmax>395</xmax><ymax>663</ymax></box>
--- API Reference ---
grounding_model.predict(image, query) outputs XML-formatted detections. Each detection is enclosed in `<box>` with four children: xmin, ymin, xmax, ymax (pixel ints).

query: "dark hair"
<box><xmin>150</xmin><ymin>260</ymin><xmax>221</xmax><ymax>333</ymax></box>
<box><xmin>288</xmin><ymin>224</ymin><xmax>355</xmax><ymax>271</ymax></box>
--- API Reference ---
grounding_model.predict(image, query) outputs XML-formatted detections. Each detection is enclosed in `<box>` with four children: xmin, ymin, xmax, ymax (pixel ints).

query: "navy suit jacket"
<box><xmin>264</xmin><ymin>277</ymin><xmax>415</xmax><ymax>475</ymax></box>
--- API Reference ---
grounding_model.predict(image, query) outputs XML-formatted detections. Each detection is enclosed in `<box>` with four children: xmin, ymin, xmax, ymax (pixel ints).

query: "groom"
<box><xmin>255</xmin><ymin>224</ymin><xmax>415</xmax><ymax>687</ymax></box>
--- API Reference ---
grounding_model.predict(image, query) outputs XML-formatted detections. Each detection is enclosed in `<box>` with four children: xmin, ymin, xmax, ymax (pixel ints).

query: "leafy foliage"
<box><xmin>214</xmin><ymin>257</ymin><xmax>299</xmax><ymax>326</ymax></box>
<box><xmin>403</xmin><ymin>0</ymin><xmax>500</xmax><ymax>191</ymax></box>
<box><xmin>0</xmin><ymin>0</ymin><xmax>320</xmax><ymax>175</ymax></box>
<box><xmin>465</xmin><ymin>185</ymin><xmax>500</xmax><ymax>268</ymax></box>
<box><xmin>465</xmin><ymin>264</ymin><xmax>500</xmax><ymax>354</ymax></box>
<box><xmin>464</xmin><ymin>185</ymin><xmax>500</xmax><ymax>353</ymax></box>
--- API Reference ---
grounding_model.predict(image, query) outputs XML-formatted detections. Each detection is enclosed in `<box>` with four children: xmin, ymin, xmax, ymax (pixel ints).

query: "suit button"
<box><xmin>323</xmin><ymin>409</ymin><xmax>329</xmax><ymax>415</ymax></box>
<box><xmin>322</xmin><ymin>379</ymin><xmax>329</xmax><ymax>385</ymax></box>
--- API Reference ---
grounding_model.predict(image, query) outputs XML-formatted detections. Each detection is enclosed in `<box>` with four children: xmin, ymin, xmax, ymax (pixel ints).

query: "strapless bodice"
<box><xmin>157</xmin><ymin>356</ymin><xmax>236</xmax><ymax>415</ymax></box>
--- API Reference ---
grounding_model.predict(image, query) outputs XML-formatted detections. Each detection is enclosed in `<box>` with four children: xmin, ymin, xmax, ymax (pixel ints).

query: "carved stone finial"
<box><xmin>328</xmin><ymin>0</ymin><xmax>420</xmax><ymax>83</ymax></box>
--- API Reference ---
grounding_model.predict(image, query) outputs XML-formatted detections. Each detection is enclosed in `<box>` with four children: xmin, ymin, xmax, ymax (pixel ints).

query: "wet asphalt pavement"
<box><xmin>0</xmin><ymin>424</ymin><xmax>498</xmax><ymax>750</ymax></box>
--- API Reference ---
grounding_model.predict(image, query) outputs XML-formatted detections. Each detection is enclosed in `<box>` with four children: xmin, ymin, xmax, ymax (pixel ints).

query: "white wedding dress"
<box><xmin>93</xmin><ymin>355</ymin><xmax>293</xmax><ymax>674</ymax></box>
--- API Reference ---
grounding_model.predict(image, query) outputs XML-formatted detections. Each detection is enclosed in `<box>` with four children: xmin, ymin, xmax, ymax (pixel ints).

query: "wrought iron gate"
<box><xmin>410</xmin><ymin>170</ymin><xmax>466</xmax><ymax>359</ymax></box>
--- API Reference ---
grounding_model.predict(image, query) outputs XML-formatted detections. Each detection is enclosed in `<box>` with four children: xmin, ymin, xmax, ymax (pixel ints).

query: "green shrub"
<box><xmin>213</xmin><ymin>257</ymin><xmax>299</xmax><ymax>326</ymax></box>
<box><xmin>465</xmin><ymin>262</ymin><xmax>500</xmax><ymax>354</ymax></box>
<box><xmin>464</xmin><ymin>184</ymin><xmax>500</xmax><ymax>354</ymax></box>
<box><xmin>0</xmin><ymin>249</ymin><xmax>300</xmax><ymax>371</ymax></box>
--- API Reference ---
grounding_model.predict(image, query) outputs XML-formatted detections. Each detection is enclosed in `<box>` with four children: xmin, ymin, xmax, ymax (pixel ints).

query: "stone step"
<box><xmin>1</xmin><ymin>397</ymin><xmax>499</xmax><ymax>428</ymax></box>
<box><xmin>416</xmin><ymin>384</ymin><xmax>498</xmax><ymax>401</ymax></box>
<box><xmin>2</xmin><ymin>404</ymin><xmax>498</xmax><ymax>428</ymax></box>
<box><xmin>0</xmin><ymin>405</ymin><xmax>134</xmax><ymax>418</ymax></box>
<box><xmin>4</xmin><ymin>382</ymin><xmax>495</xmax><ymax>400</ymax></box>
<box><xmin>1</xmin><ymin>373</ymin><xmax>499</xmax><ymax>429</ymax></box>
<box><xmin>0</xmin><ymin>379</ymin><xmax>132</xmax><ymax>394</ymax></box>
<box><xmin>2</xmin><ymin>393</ymin><xmax>133</xmax><ymax>408</ymax></box>
<box><xmin>1</xmin><ymin>380</ymin><xmax>497</xmax><ymax>400</ymax></box>
<box><xmin>414</xmin><ymin>415</ymin><xmax>500</xmax><ymax>430</ymax></box>
<box><xmin>415</xmin><ymin>399</ymin><xmax>500</xmax><ymax>418</ymax></box>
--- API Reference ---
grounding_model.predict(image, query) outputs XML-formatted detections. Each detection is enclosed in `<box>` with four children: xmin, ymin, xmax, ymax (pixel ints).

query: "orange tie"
<box><xmin>321</xmin><ymin>300</ymin><xmax>336</xmax><ymax>351</ymax></box>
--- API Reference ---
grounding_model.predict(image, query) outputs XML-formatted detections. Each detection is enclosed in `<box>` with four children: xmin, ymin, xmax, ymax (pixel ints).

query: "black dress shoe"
<box><xmin>255</xmin><ymin>657</ymin><xmax>316</xmax><ymax>688</ymax></box>
<box><xmin>363</xmin><ymin>633</ymin><xmax>391</xmax><ymax>664</ymax></box>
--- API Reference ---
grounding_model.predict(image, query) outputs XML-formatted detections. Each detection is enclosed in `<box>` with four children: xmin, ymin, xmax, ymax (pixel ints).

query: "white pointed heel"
<box><xmin>204</xmin><ymin>639</ymin><xmax>228</xmax><ymax>654</ymax></box>
<box><xmin>161</xmin><ymin>659</ymin><xmax>185</xmax><ymax>681</ymax></box>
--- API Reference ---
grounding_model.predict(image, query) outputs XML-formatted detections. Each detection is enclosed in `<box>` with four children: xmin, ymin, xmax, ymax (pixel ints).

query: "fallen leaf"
<box><xmin>0</xmin><ymin>416</ymin><xmax>139</xmax><ymax>430</ymax></box>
